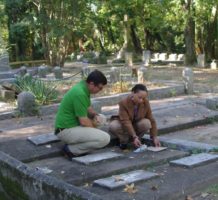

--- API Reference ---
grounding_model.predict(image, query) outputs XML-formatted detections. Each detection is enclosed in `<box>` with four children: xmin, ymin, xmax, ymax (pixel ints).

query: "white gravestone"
<box><xmin>182</xmin><ymin>67</ymin><xmax>194</xmax><ymax>94</ymax></box>
<box><xmin>210</xmin><ymin>60</ymin><xmax>217</xmax><ymax>70</ymax></box>
<box><xmin>125</xmin><ymin>52</ymin><xmax>133</xmax><ymax>67</ymax></box>
<box><xmin>168</xmin><ymin>54</ymin><xmax>178</xmax><ymax>61</ymax></box>
<box><xmin>159</xmin><ymin>53</ymin><xmax>168</xmax><ymax>61</ymax></box>
<box><xmin>142</xmin><ymin>50</ymin><xmax>151</xmax><ymax>66</ymax></box>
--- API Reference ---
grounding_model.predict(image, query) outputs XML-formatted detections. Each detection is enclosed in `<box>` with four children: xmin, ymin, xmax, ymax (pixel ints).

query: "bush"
<box><xmin>14</xmin><ymin>76</ymin><xmax>58</xmax><ymax>105</ymax></box>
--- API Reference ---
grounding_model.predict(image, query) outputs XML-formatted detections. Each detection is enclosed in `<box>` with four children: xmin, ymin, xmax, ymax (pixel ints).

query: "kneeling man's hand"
<box><xmin>133</xmin><ymin>137</ymin><xmax>142</xmax><ymax>148</ymax></box>
<box><xmin>153</xmin><ymin>137</ymin><xmax>161</xmax><ymax>147</ymax></box>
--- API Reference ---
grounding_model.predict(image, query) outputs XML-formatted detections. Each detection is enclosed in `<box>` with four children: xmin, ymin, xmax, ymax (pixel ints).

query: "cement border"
<box><xmin>0</xmin><ymin>151</ymin><xmax>102</xmax><ymax>200</ymax></box>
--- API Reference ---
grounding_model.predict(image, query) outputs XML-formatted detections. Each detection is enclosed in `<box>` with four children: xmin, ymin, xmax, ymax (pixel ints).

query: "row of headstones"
<box><xmin>126</xmin><ymin>51</ymin><xmax>217</xmax><ymax>69</ymax></box>
<box><xmin>109</xmin><ymin>66</ymin><xmax>194</xmax><ymax>94</ymax></box>
<box><xmin>17</xmin><ymin>65</ymin><xmax>63</xmax><ymax>79</ymax></box>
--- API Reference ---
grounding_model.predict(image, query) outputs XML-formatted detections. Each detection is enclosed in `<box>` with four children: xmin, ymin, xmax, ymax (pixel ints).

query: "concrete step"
<box><xmin>0</xmin><ymin>71</ymin><xmax>14</xmax><ymax>79</ymax></box>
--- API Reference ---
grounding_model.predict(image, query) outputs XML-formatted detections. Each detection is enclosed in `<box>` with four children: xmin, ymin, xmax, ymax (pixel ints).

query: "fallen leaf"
<box><xmin>83</xmin><ymin>183</ymin><xmax>91</xmax><ymax>188</ymax></box>
<box><xmin>123</xmin><ymin>183</ymin><xmax>138</xmax><ymax>194</ymax></box>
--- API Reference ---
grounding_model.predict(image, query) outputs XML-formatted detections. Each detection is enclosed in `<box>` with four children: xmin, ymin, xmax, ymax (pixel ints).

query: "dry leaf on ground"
<box><xmin>113</xmin><ymin>176</ymin><xmax>124</xmax><ymax>182</ymax></box>
<box><xmin>185</xmin><ymin>195</ymin><xmax>193</xmax><ymax>200</ymax></box>
<box><xmin>123</xmin><ymin>183</ymin><xmax>138</xmax><ymax>194</ymax></box>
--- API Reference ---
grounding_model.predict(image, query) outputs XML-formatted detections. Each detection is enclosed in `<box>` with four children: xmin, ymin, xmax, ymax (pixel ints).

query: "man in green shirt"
<box><xmin>55</xmin><ymin>70</ymin><xmax>110</xmax><ymax>159</ymax></box>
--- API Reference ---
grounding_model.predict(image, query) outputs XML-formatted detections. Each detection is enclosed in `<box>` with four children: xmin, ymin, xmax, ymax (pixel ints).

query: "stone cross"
<box><xmin>53</xmin><ymin>66</ymin><xmax>63</xmax><ymax>79</ymax></box>
<box><xmin>17</xmin><ymin>91</ymin><xmax>37</xmax><ymax>116</ymax></box>
<box><xmin>182</xmin><ymin>67</ymin><xmax>194</xmax><ymax>94</ymax></box>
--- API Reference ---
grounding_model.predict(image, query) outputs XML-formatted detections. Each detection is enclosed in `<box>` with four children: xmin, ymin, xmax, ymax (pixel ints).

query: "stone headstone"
<box><xmin>168</xmin><ymin>54</ymin><xmax>178</xmax><ymax>61</ymax></box>
<box><xmin>137</xmin><ymin>66</ymin><xmax>147</xmax><ymax>83</ymax></box>
<box><xmin>142</xmin><ymin>50</ymin><xmax>151</xmax><ymax>66</ymax></box>
<box><xmin>210</xmin><ymin>60</ymin><xmax>217</xmax><ymax>70</ymax></box>
<box><xmin>18</xmin><ymin>66</ymin><xmax>27</xmax><ymax>77</ymax></box>
<box><xmin>93</xmin><ymin>170</ymin><xmax>158</xmax><ymax>189</ymax></box>
<box><xmin>197</xmin><ymin>54</ymin><xmax>205</xmax><ymax>68</ymax></box>
<box><xmin>53</xmin><ymin>66</ymin><xmax>63</xmax><ymax>79</ymax></box>
<box><xmin>0</xmin><ymin>54</ymin><xmax>11</xmax><ymax>72</ymax></box>
<box><xmin>182</xmin><ymin>67</ymin><xmax>194</xmax><ymax>94</ymax></box>
<box><xmin>177</xmin><ymin>54</ymin><xmax>185</xmax><ymax>61</ymax></box>
<box><xmin>159</xmin><ymin>53</ymin><xmax>168</xmax><ymax>61</ymax></box>
<box><xmin>170</xmin><ymin>153</ymin><xmax>218</xmax><ymax>168</ymax></box>
<box><xmin>206</xmin><ymin>98</ymin><xmax>218</xmax><ymax>110</ymax></box>
<box><xmin>110</xmin><ymin>67</ymin><xmax>120</xmax><ymax>83</ymax></box>
<box><xmin>72</xmin><ymin>152</ymin><xmax>123</xmax><ymax>165</ymax></box>
<box><xmin>38</xmin><ymin>65</ymin><xmax>47</xmax><ymax>78</ymax></box>
<box><xmin>152</xmin><ymin>53</ymin><xmax>159</xmax><ymax>61</ymax></box>
<box><xmin>125</xmin><ymin>52</ymin><xmax>133</xmax><ymax>67</ymax></box>
<box><xmin>17</xmin><ymin>91</ymin><xmax>37</xmax><ymax>116</ymax></box>
<box><xmin>27</xmin><ymin>133</ymin><xmax>60</xmax><ymax>146</ymax></box>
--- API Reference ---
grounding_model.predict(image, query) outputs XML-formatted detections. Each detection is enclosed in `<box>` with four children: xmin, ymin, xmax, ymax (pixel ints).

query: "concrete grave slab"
<box><xmin>143</xmin><ymin>135</ymin><xmax>218</xmax><ymax>152</ymax></box>
<box><xmin>170</xmin><ymin>153</ymin><xmax>218</xmax><ymax>168</ymax></box>
<box><xmin>93</xmin><ymin>170</ymin><xmax>158</xmax><ymax>190</ymax></box>
<box><xmin>27</xmin><ymin>132</ymin><xmax>60</xmax><ymax>146</ymax></box>
<box><xmin>72</xmin><ymin>152</ymin><xmax>124</xmax><ymax>165</ymax></box>
<box><xmin>147</xmin><ymin>147</ymin><xmax>167</xmax><ymax>152</ymax></box>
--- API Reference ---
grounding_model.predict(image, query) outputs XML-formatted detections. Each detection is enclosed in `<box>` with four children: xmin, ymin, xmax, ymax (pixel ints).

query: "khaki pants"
<box><xmin>58</xmin><ymin>127</ymin><xmax>110</xmax><ymax>155</ymax></box>
<box><xmin>109</xmin><ymin>118</ymin><xmax>151</xmax><ymax>144</ymax></box>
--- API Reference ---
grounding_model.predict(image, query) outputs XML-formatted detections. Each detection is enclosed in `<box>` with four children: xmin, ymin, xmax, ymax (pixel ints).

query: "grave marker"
<box><xmin>72</xmin><ymin>152</ymin><xmax>123</xmax><ymax>165</ymax></box>
<box><xmin>93</xmin><ymin>170</ymin><xmax>158</xmax><ymax>190</ymax></box>
<box><xmin>27</xmin><ymin>132</ymin><xmax>60</xmax><ymax>145</ymax></box>
<box><xmin>170</xmin><ymin>153</ymin><xmax>218</xmax><ymax>168</ymax></box>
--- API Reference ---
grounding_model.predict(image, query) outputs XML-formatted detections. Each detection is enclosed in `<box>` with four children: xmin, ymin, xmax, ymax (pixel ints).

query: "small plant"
<box><xmin>170</xmin><ymin>88</ymin><xmax>177</xmax><ymax>97</ymax></box>
<box><xmin>110</xmin><ymin>81</ymin><xmax>130</xmax><ymax>94</ymax></box>
<box><xmin>14</xmin><ymin>76</ymin><xmax>58</xmax><ymax>105</ymax></box>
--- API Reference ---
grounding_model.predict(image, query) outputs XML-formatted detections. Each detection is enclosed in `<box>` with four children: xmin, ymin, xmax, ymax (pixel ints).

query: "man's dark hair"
<box><xmin>86</xmin><ymin>70</ymin><xmax>107</xmax><ymax>85</ymax></box>
<box><xmin>131</xmin><ymin>84</ymin><xmax>148</xmax><ymax>93</ymax></box>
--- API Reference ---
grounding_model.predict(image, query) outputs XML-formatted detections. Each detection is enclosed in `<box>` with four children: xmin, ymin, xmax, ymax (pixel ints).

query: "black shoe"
<box><xmin>119</xmin><ymin>143</ymin><xmax>128</xmax><ymax>150</ymax></box>
<box><xmin>62</xmin><ymin>145</ymin><xmax>88</xmax><ymax>159</ymax></box>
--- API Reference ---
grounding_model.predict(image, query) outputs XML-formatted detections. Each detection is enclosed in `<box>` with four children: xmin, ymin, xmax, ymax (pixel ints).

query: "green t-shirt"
<box><xmin>55</xmin><ymin>80</ymin><xmax>90</xmax><ymax>128</ymax></box>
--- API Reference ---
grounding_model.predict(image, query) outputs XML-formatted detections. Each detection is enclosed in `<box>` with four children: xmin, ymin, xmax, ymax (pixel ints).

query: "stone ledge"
<box><xmin>0</xmin><ymin>151</ymin><xmax>102</xmax><ymax>200</ymax></box>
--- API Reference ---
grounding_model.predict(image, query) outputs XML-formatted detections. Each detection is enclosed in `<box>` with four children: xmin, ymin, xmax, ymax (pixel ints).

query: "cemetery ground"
<box><xmin>1</xmin><ymin>63</ymin><xmax>218</xmax><ymax>199</ymax></box>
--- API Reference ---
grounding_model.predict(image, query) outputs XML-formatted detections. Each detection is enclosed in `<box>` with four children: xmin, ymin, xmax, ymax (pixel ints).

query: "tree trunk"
<box><xmin>130</xmin><ymin>23</ymin><xmax>142</xmax><ymax>53</ymax></box>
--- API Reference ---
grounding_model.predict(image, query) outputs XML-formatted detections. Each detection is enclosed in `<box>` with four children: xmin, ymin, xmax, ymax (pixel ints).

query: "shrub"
<box><xmin>14</xmin><ymin>76</ymin><xmax>58</xmax><ymax>105</ymax></box>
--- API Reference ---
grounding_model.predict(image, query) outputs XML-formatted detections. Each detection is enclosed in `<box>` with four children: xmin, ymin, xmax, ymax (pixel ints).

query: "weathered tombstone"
<box><xmin>72</xmin><ymin>152</ymin><xmax>123</xmax><ymax>165</ymax></box>
<box><xmin>210</xmin><ymin>60</ymin><xmax>217</xmax><ymax>70</ymax></box>
<box><xmin>142</xmin><ymin>50</ymin><xmax>151</xmax><ymax>66</ymax></box>
<box><xmin>125</xmin><ymin>52</ymin><xmax>133</xmax><ymax>67</ymax></box>
<box><xmin>206</xmin><ymin>98</ymin><xmax>218</xmax><ymax>110</ymax></box>
<box><xmin>170</xmin><ymin>153</ymin><xmax>218</xmax><ymax>168</ymax></box>
<box><xmin>168</xmin><ymin>54</ymin><xmax>178</xmax><ymax>61</ymax></box>
<box><xmin>110</xmin><ymin>67</ymin><xmax>120</xmax><ymax>83</ymax></box>
<box><xmin>182</xmin><ymin>67</ymin><xmax>194</xmax><ymax>94</ymax></box>
<box><xmin>0</xmin><ymin>53</ymin><xmax>11</xmax><ymax>72</ymax></box>
<box><xmin>38</xmin><ymin>65</ymin><xmax>47</xmax><ymax>78</ymax></box>
<box><xmin>53</xmin><ymin>66</ymin><xmax>63</xmax><ymax>79</ymax></box>
<box><xmin>159</xmin><ymin>53</ymin><xmax>168</xmax><ymax>61</ymax></box>
<box><xmin>93</xmin><ymin>170</ymin><xmax>158</xmax><ymax>189</ymax></box>
<box><xmin>18</xmin><ymin>66</ymin><xmax>27</xmax><ymax>77</ymax></box>
<box><xmin>177</xmin><ymin>54</ymin><xmax>185</xmax><ymax>61</ymax></box>
<box><xmin>137</xmin><ymin>66</ymin><xmax>147</xmax><ymax>83</ymax></box>
<box><xmin>17</xmin><ymin>91</ymin><xmax>37</xmax><ymax>116</ymax></box>
<box><xmin>197</xmin><ymin>54</ymin><xmax>205</xmax><ymax>68</ymax></box>
<box><xmin>81</xmin><ymin>62</ymin><xmax>91</xmax><ymax>78</ymax></box>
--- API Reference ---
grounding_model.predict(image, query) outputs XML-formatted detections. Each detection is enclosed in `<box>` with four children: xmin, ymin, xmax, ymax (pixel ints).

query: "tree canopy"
<box><xmin>1</xmin><ymin>0</ymin><xmax>217</xmax><ymax>66</ymax></box>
